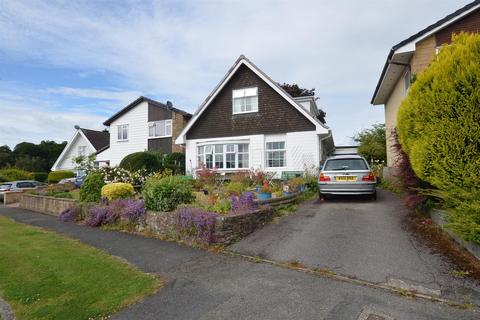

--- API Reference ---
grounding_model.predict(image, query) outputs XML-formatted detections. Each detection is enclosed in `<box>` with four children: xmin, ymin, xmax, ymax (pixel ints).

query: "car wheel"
<box><xmin>371</xmin><ymin>191</ymin><xmax>377</xmax><ymax>201</ymax></box>
<box><xmin>319</xmin><ymin>192</ymin><xmax>327</xmax><ymax>201</ymax></box>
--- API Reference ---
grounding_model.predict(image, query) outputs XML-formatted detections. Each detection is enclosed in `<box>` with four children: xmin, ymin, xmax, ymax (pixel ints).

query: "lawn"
<box><xmin>0</xmin><ymin>216</ymin><xmax>161</xmax><ymax>320</ymax></box>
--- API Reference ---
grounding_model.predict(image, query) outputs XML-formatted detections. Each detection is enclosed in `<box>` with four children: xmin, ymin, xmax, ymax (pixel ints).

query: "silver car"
<box><xmin>0</xmin><ymin>180</ymin><xmax>43</xmax><ymax>202</ymax></box>
<box><xmin>318</xmin><ymin>155</ymin><xmax>377</xmax><ymax>200</ymax></box>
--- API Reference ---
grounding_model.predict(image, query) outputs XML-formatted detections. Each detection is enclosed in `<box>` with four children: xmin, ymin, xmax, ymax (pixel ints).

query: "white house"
<box><xmin>51</xmin><ymin>127</ymin><xmax>109</xmax><ymax>171</ymax></box>
<box><xmin>175</xmin><ymin>55</ymin><xmax>334</xmax><ymax>177</ymax></box>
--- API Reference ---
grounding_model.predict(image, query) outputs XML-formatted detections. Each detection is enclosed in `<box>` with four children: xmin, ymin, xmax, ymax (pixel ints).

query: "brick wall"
<box><xmin>20</xmin><ymin>194</ymin><xmax>78</xmax><ymax>216</ymax></box>
<box><xmin>410</xmin><ymin>35</ymin><xmax>436</xmax><ymax>75</ymax></box>
<box><xmin>172</xmin><ymin>112</ymin><xmax>188</xmax><ymax>153</ymax></box>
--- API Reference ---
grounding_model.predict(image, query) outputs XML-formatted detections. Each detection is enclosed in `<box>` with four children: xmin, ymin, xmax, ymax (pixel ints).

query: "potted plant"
<box><xmin>257</xmin><ymin>181</ymin><xmax>272</xmax><ymax>200</ymax></box>
<box><xmin>288</xmin><ymin>177</ymin><xmax>304</xmax><ymax>193</ymax></box>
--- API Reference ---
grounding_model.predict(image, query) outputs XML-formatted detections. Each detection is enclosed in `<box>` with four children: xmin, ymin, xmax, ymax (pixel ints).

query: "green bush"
<box><xmin>142</xmin><ymin>175</ymin><xmax>193</xmax><ymax>212</ymax></box>
<box><xmin>80</xmin><ymin>173</ymin><xmax>105</xmax><ymax>203</ymax></box>
<box><xmin>163</xmin><ymin>152</ymin><xmax>185</xmax><ymax>175</ymax></box>
<box><xmin>33</xmin><ymin>172</ymin><xmax>48</xmax><ymax>182</ymax></box>
<box><xmin>225</xmin><ymin>181</ymin><xmax>246</xmax><ymax>195</ymax></box>
<box><xmin>48</xmin><ymin>170</ymin><xmax>74</xmax><ymax>184</ymax></box>
<box><xmin>397</xmin><ymin>33</ymin><xmax>480</xmax><ymax>241</ymax></box>
<box><xmin>0</xmin><ymin>168</ymin><xmax>34</xmax><ymax>181</ymax></box>
<box><xmin>101</xmin><ymin>183</ymin><xmax>135</xmax><ymax>201</ymax></box>
<box><xmin>52</xmin><ymin>192</ymin><xmax>73</xmax><ymax>199</ymax></box>
<box><xmin>119</xmin><ymin>151</ymin><xmax>163</xmax><ymax>173</ymax></box>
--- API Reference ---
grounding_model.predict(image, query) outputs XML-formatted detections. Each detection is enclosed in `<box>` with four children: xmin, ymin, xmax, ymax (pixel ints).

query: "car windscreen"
<box><xmin>0</xmin><ymin>184</ymin><xmax>12</xmax><ymax>190</ymax></box>
<box><xmin>324</xmin><ymin>159</ymin><xmax>368</xmax><ymax>171</ymax></box>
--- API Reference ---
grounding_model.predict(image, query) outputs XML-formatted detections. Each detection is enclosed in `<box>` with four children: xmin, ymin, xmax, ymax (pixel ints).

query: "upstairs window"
<box><xmin>149</xmin><ymin>120</ymin><xmax>172</xmax><ymax>138</ymax></box>
<box><xmin>266</xmin><ymin>141</ymin><xmax>286</xmax><ymax>168</ymax></box>
<box><xmin>117</xmin><ymin>124</ymin><xmax>128</xmax><ymax>141</ymax></box>
<box><xmin>233</xmin><ymin>87</ymin><xmax>258</xmax><ymax>114</ymax></box>
<box><xmin>78</xmin><ymin>146</ymin><xmax>87</xmax><ymax>156</ymax></box>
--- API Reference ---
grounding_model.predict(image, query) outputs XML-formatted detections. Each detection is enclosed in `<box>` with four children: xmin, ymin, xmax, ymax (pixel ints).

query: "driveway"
<box><xmin>0</xmin><ymin>206</ymin><xmax>477</xmax><ymax>319</ymax></box>
<box><xmin>231</xmin><ymin>189</ymin><xmax>480</xmax><ymax>304</ymax></box>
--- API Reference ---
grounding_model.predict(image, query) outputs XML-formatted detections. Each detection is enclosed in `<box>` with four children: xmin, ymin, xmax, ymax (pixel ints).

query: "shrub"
<box><xmin>96</xmin><ymin>166</ymin><xmax>151</xmax><ymax>186</ymax></box>
<box><xmin>101</xmin><ymin>183</ymin><xmax>135</xmax><ymax>201</ymax></box>
<box><xmin>59</xmin><ymin>206</ymin><xmax>80</xmax><ymax>222</ymax></box>
<box><xmin>80</xmin><ymin>173</ymin><xmax>105</xmax><ymax>203</ymax></box>
<box><xmin>48</xmin><ymin>170</ymin><xmax>74</xmax><ymax>183</ymax></box>
<box><xmin>225</xmin><ymin>181</ymin><xmax>246</xmax><ymax>195</ymax></box>
<box><xmin>164</xmin><ymin>152</ymin><xmax>185</xmax><ymax>175</ymax></box>
<box><xmin>0</xmin><ymin>168</ymin><xmax>33</xmax><ymax>181</ymax></box>
<box><xmin>52</xmin><ymin>192</ymin><xmax>73</xmax><ymax>199</ymax></box>
<box><xmin>176</xmin><ymin>207</ymin><xmax>218</xmax><ymax>244</ymax></box>
<box><xmin>142</xmin><ymin>175</ymin><xmax>193</xmax><ymax>212</ymax></box>
<box><xmin>230</xmin><ymin>171</ymin><xmax>251</xmax><ymax>185</ymax></box>
<box><xmin>33</xmin><ymin>172</ymin><xmax>48</xmax><ymax>182</ymax></box>
<box><xmin>397</xmin><ymin>33</ymin><xmax>480</xmax><ymax>196</ymax></box>
<box><xmin>119</xmin><ymin>151</ymin><xmax>163</xmax><ymax>173</ymax></box>
<box><xmin>195</xmin><ymin>165</ymin><xmax>217</xmax><ymax>188</ymax></box>
<box><xmin>84</xmin><ymin>199</ymin><xmax>146</xmax><ymax>227</ymax></box>
<box><xmin>288</xmin><ymin>177</ymin><xmax>304</xmax><ymax>192</ymax></box>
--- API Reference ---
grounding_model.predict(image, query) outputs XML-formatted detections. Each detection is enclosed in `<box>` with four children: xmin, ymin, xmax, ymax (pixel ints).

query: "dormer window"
<box><xmin>232</xmin><ymin>87</ymin><xmax>258</xmax><ymax>114</ymax></box>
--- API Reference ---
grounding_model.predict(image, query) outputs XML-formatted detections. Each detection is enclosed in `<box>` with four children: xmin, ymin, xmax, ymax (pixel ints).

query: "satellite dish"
<box><xmin>74</xmin><ymin>125</ymin><xmax>80</xmax><ymax>130</ymax></box>
<box><xmin>166</xmin><ymin>101</ymin><xmax>173</xmax><ymax>108</ymax></box>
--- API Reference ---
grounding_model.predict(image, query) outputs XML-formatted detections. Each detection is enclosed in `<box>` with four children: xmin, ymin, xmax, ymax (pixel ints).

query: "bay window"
<box><xmin>266</xmin><ymin>141</ymin><xmax>286</xmax><ymax>167</ymax></box>
<box><xmin>149</xmin><ymin>120</ymin><xmax>172</xmax><ymax>138</ymax></box>
<box><xmin>197</xmin><ymin>143</ymin><xmax>249</xmax><ymax>169</ymax></box>
<box><xmin>233</xmin><ymin>87</ymin><xmax>258</xmax><ymax>114</ymax></box>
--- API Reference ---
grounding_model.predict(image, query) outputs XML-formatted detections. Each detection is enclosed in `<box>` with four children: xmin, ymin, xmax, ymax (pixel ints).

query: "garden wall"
<box><xmin>143</xmin><ymin>207</ymin><xmax>274</xmax><ymax>245</ymax></box>
<box><xmin>20</xmin><ymin>194</ymin><xmax>78</xmax><ymax>216</ymax></box>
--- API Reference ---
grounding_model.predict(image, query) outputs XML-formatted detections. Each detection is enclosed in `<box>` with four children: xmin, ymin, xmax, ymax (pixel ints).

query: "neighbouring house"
<box><xmin>52</xmin><ymin>96</ymin><xmax>191</xmax><ymax>171</ymax></box>
<box><xmin>51</xmin><ymin>127</ymin><xmax>109</xmax><ymax>171</ymax></box>
<box><xmin>371</xmin><ymin>0</ymin><xmax>480</xmax><ymax>173</ymax></box>
<box><xmin>175</xmin><ymin>55</ymin><xmax>334</xmax><ymax>177</ymax></box>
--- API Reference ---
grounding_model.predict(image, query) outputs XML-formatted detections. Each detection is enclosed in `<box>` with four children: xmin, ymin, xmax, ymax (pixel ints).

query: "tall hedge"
<box><xmin>397</xmin><ymin>33</ymin><xmax>480</xmax><ymax>241</ymax></box>
<box><xmin>0</xmin><ymin>168</ymin><xmax>34</xmax><ymax>182</ymax></box>
<box><xmin>119</xmin><ymin>151</ymin><xmax>163</xmax><ymax>173</ymax></box>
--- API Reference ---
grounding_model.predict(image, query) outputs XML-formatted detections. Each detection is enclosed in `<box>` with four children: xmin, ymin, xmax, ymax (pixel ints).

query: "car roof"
<box><xmin>325</xmin><ymin>155</ymin><xmax>366</xmax><ymax>160</ymax></box>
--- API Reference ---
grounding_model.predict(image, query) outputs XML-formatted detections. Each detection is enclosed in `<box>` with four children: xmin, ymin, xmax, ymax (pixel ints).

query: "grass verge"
<box><xmin>0</xmin><ymin>216</ymin><xmax>161</xmax><ymax>320</ymax></box>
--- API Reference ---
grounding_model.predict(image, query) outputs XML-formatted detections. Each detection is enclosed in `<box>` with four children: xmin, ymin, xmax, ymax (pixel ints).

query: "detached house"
<box><xmin>53</xmin><ymin>97</ymin><xmax>191</xmax><ymax>171</ymax></box>
<box><xmin>175</xmin><ymin>55</ymin><xmax>334</xmax><ymax>176</ymax></box>
<box><xmin>371</xmin><ymin>0</ymin><xmax>480</xmax><ymax>170</ymax></box>
<box><xmin>51</xmin><ymin>127</ymin><xmax>109</xmax><ymax>171</ymax></box>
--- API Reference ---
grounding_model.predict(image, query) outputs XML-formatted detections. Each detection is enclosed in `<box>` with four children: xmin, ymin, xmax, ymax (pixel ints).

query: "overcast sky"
<box><xmin>0</xmin><ymin>0</ymin><xmax>473</xmax><ymax>148</ymax></box>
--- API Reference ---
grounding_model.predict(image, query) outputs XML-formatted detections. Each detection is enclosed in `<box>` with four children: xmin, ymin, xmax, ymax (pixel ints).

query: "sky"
<box><xmin>0</xmin><ymin>0</ymin><xmax>473</xmax><ymax>148</ymax></box>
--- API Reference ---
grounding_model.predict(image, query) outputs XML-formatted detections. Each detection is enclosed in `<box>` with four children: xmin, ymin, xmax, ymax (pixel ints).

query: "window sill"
<box><xmin>148</xmin><ymin>135</ymin><xmax>172</xmax><ymax>139</ymax></box>
<box><xmin>232</xmin><ymin>110</ymin><xmax>258</xmax><ymax>115</ymax></box>
<box><xmin>117</xmin><ymin>140</ymin><xmax>129</xmax><ymax>142</ymax></box>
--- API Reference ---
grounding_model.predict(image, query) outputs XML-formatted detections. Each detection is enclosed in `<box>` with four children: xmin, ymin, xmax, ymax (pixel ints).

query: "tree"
<box><xmin>279</xmin><ymin>83</ymin><xmax>327</xmax><ymax>124</ymax></box>
<box><xmin>0</xmin><ymin>145</ymin><xmax>13</xmax><ymax>168</ymax></box>
<box><xmin>353</xmin><ymin>123</ymin><xmax>386</xmax><ymax>163</ymax></box>
<box><xmin>2</xmin><ymin>140</ymin><xmax>67</xmax><ymax>172</ymax></box>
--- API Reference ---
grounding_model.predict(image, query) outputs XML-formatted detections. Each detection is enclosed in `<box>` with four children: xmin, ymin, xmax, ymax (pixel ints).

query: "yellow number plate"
<box><xmin>336</xmin><ymin>176</ymin><xmax>357</xmax><ymax>181</ymax></box>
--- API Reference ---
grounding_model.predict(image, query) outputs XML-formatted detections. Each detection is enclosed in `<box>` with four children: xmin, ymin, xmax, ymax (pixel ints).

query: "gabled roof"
<box><xmin>103</xmin><ymin>96</ymin><xmax>191</xmax><ymax>126</ymax></box>
<box><xmin>175</xmin><ymin>55</ymin><xmax>329</xmax><ymax>144</ymax></box>
<box><xmin>51</xmin><ymin>127</ymin><xmax>108</xmax><ymax>171</ymax></box>
<box><xmin>80</xmin><ymin>128</ymin><xmax>109</xmax><ymax>150</ymax></box>
<box><xmin>371</xmin><ymin>0</ymin><xmax>480</xmax><ymax>105</ymax></box>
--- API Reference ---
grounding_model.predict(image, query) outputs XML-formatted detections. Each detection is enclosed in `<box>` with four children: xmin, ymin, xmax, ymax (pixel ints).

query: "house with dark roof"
<box><xmin>51</xmin><ymin>127</ymin><xmax>109</xmax><ymax>171</ymax></box>
<box><xmin>52</xmin><ymin>97</ymin><xmax>191</xmax><ymax>171</ymax></box>
<box><xmin>175</xmin><ymin>55</ymin><xmax>334</xmax><ymax>176</ymax></box>
<box><xmin>371</xmin><ymin>0</ymin><xmax>480</xmax><ymax>169</ymax></box>
<box><xmin>96</xmin><ymin>97</ymin><xmax>191</xmax><ymax>166</ymax></box>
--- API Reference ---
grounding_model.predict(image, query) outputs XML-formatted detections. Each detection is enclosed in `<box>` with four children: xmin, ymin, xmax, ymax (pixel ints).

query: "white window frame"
<box><xmin>117</xmin><ymin>124</ymin><xmax>128</xmax><ymax>141</ymax></box>
<box><xmin>148</xmin><ymin>119</ymin><xmax>172</xmax><ymax>138</ymax></box>
<box><xmin>266</xmin><ymin>141</ymin><xmax>286</xmax><ymax>168</ymax></box>
<box><xmin>197</xmin><ymin>142</ymin><xmax>249</xmax><ymax>170</ymax></box>
<box><xmin>232</xmin><ymin>87</ymin><xmax>258</xmax><ymax>114</ymax></box>
<box><xmin>77</xmin><ymin>146</ymin><xmax>87</xmax><ymax>156</ymax></box>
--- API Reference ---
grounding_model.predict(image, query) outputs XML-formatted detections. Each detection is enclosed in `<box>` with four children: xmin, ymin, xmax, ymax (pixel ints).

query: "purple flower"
<box><xmin>176</xmin><ymin>207</ymin><xmax>218</xmax><ymax>244</ymax></box>
<box><xmin>86</xmin><ymin>206</ymin><xmax>109</xmax><ymax>227</ymax></box>
<box><xmin>59</xmin><ymin>207</ymin><xmax>77</xmax><ymax>222</ymax></box>
<box><xmin>230</xmin><ymin>191</ymin><xmax>257</xmax><ymax>213</ymax></box>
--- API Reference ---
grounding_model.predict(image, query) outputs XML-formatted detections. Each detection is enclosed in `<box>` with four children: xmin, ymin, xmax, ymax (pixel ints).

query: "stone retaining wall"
<box><xmin>20</xmin><ymin>194</ymin><xmax>78</xmax><ymax>216</ymax></box>
<box><xmin>143</xmin><ymin>207</ymin><xmax>274</xmax><ymax>245</ymax></box>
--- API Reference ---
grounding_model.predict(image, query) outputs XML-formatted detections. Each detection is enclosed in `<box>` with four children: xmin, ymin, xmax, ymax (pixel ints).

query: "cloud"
<box><xmin>0</xmin><ymin>0</ymin><xmax>473</xmax><ymax>146</ymax></box>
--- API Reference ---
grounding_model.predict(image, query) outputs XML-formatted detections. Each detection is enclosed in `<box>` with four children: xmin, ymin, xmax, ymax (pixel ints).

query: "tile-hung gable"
<box><xmin>177</xmin><ymin>55</ymin><xmax>326</xmax><ymax>143</ymax></box>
